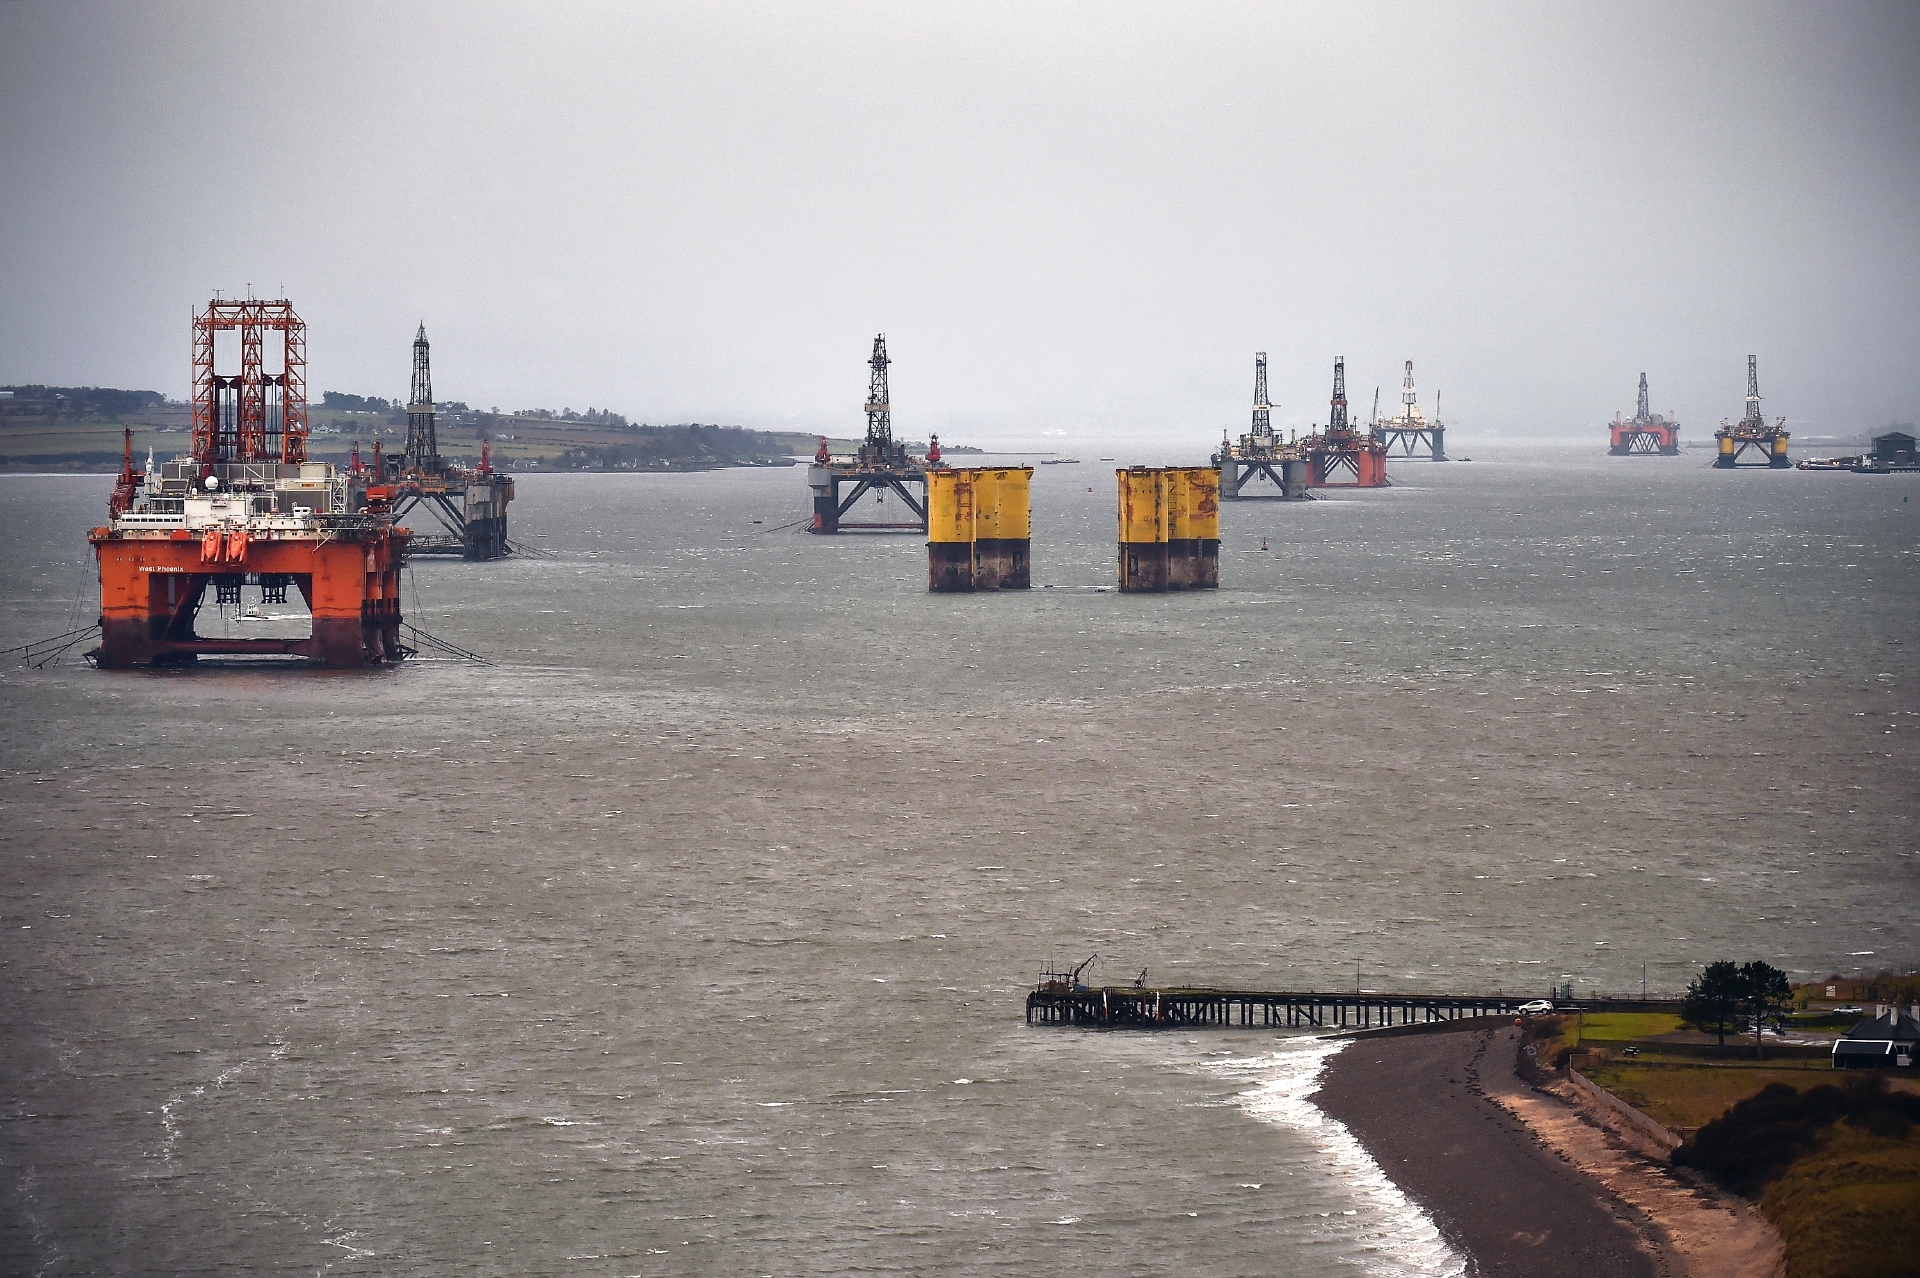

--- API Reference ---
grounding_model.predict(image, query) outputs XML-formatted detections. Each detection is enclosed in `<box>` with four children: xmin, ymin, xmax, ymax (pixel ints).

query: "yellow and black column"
<box><xmin>928</xmin><ymin>467</ymin><xmax>1032</xmax><ymax>592</ymax></box>
<box><xmin>1119</xmin><ymin>466</ymin><xmax>1219</xmax><ymax>591</ymax></box>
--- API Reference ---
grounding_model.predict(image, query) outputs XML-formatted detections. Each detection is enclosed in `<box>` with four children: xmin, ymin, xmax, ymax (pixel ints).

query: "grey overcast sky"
<box><xmin>2</xmin><ymin>2</ymin><xmax>1916</xmax><ymax>448</ymax></box>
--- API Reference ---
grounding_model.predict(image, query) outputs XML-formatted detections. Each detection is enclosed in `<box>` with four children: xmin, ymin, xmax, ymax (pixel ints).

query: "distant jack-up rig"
<box><xmin>378</xmin><ymin>323</ymin><xmax>516</xmax><ymax>558</ymax></box>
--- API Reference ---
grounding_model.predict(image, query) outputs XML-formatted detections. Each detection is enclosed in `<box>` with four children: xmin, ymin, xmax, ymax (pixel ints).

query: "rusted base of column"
<box><xmin>1119</xmin><ymin>541</ymin><xmax>1168</xmax><ymax>592</ymax></box>
<box><xmin>1121</xmin><ymin>540</ymin><xmax>1218</xmax><ymax>591</ymax></box>
<box><xmin>311</xmin><ymin>616</ymin><xmax>388</xmax><ymax>667</ymax></box>
<box><xmin>1166</xmin><ymin>538</ymin><xmax>1219</xmax><ymax>589</ymax></box>
<box><xmin>972</xmin><ymin>539</ymin><xmax>1030</xmax><ymax>590</ymax></box>
<box><xmin>930</xmin><ymin>539</ymin><xmax>1031</xmax><ymax>591</ymax></box>
<box><xmin>928</xmin><ymin>542</ymin><xmax>975</xmax><ymax>592</ymax></box>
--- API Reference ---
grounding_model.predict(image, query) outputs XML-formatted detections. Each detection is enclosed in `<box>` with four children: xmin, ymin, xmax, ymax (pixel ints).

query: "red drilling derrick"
<box><xmin>190</xmin><ymin>297</ymin><xmax>309</xmax><ymax>467</ymax></box>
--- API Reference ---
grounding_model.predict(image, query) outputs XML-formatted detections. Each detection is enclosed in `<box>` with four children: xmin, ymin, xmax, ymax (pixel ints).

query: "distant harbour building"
<box><xmin>1870</xmin><ymin>430</ymin><xmax>1917</xmax><ymax>469</ymax></box>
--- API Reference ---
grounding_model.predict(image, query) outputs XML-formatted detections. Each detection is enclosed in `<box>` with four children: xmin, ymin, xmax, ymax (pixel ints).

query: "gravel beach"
<box><xmin>1314</xmin><ymin>1025</ymin><xmax>1677</xmax><ymax>1277</ymax></box>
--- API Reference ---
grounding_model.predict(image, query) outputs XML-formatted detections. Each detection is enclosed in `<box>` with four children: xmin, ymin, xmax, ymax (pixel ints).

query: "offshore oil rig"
<box><xmin>807</xmin><ymin>334</ymin><xmax>934</xmax><ymax>533</ymax></box>
<box><xmin>1300</xmin><ymin>357</ymin><xmax>1389</xmax><ymax>487</ymax></box>
<box><xmin>382</xmin><ymin>325</ymin><xmax>515</xmax><ymax>557</ymax></box>
<box><xmin>88</xmin><ymin>298</ymin><xmax>409</xmax><ymax>667</ymax></box>
<box><xmin>1373</xmin><ymin>360</ymin><xmax>1446</xmax><ymax>462</ymax></box>
<box><xmin>1714</xmin><ymin>355</ymin><xmax>1790</xmax><ymax>468</ymax></box>
<box><xmin>1215</xmin><ymin>352</ymin><xmax>1309</xmax><ymax>499</ymax></box>
<box><xmin>1608</xmin><ymin>373</ymin><xmax>1680</xmax><ymax>455</ymax></box>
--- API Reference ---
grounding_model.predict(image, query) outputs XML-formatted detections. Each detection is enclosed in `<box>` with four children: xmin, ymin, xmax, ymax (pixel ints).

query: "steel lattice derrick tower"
<box><xmin>238</xmin><ymin>302</ymin><xmax>267</xmax><ymax>460</ymax></box>
<box><xmin>1743</xmin><ymin>354</ymin><xmax>1763</xmax><ymax>428</ymax></box>
<box><xmin>865</xmin><ymin>333</ymin><xmax>892</xmax><ymax>455</ymax></box>
<box><xmin>1637</xmin><ymin>372</ymin><xmax>1651</xmax><ymax>423</ymax></box>
<box><xmin>1401</xmin><ymin>360</ymin><xmax>1417</xmax><ymax>417</ymax></box>
<box><xmin>1252</xmin><ymin>352</ymin><xmax>1272</xmax><ymax>437</ymax></box>
<box><xmin>1329</xmin><ymin>357</ymin><xmax>1349</xmax><ymax>433</ymax></box>
<box><xmin>405</xmin><ymin>323</ymin><xmax>440</xmax><ymax>475</ymax></box>
<box><xmin>191</xmin><ymin>306</ymin><xmax>217</xmax><ymax>462</ymax></box>
<box><xmin>277</xmin><ymin>304</ymin><xmax>308</xmax><ymax>463</ymax></box>
<box><xmin>189</xmin><ymin>298</ymin><xmax>309</xmax><ymax>465</ymax></box>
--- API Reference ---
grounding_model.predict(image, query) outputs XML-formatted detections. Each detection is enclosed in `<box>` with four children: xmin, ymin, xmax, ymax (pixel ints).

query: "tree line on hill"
<box><xmin>552</xmin><ymin>422</ymin><xmax>799</xmax><ymax>470</ymax></box>
<box><xmin>2</xmin><ymin>385</ymin><xmax>168</xmax><ymax>419</ymax></box>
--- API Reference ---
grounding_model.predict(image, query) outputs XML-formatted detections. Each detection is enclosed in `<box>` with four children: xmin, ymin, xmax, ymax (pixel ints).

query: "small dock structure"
<box><xmin>927</xmin><ymin>465</ymin><xmax>1032</xmax><ymax>591</ymax></box>
<box><xmin>1027</xmin><ymin>981</ymin><xmax>1549</xmax><ymax>1030</ymax></box>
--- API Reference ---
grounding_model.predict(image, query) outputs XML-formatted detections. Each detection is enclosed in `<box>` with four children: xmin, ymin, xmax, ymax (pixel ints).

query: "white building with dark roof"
<box><xmin>1833</xmin><ymin>1005</ymin><xmax>1920</xmax><ymax>1069</ymax></box>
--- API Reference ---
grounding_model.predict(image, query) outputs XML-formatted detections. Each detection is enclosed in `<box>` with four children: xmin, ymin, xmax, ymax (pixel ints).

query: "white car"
<box><xmin>1517</xmin><ymin>1000</ymin><xmax>1556</xmax><ymax>1015</ymax></box>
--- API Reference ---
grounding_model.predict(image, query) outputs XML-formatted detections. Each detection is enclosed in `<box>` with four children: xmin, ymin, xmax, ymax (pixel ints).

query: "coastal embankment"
<box><xmin>1314</xmin><ymin>1024</ymin><xmax>1784</xmax><ymax>1278</ymax></box>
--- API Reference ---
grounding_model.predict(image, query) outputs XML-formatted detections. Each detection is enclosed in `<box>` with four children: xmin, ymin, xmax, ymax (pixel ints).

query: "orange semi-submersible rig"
<box><xmin>88</xmin><ymin>298</ymin><xmax>409</xmax><ymax>668</ymax></box>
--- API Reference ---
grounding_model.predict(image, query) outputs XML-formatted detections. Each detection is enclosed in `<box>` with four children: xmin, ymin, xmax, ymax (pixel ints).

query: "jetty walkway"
<box><xmin>1025</xmin><ymin>984</ymin><xmax>1678</xmax><ymax>1031</ymax></box>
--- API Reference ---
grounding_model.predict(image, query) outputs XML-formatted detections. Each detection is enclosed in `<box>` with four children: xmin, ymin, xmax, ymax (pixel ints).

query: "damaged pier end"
<box><xmin>1026</xmin><ymin>978</ymin><xmax>1551</xmax><ymax>1030</ymax></box>
<box><xmin>1118</xmin><ymin>466</ymin><xmax>1220</xmax><ymax>592</ymax></box>
<box><xmin>927</xmin><ymin>466</ymin><xmax>1033</xmax><ymax>592</ymax></box>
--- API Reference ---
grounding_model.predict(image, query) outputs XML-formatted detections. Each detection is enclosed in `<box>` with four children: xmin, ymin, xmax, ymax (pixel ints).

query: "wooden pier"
<box><xmin>1026</xmin><ymin>983</ymin><xmax>1546</xmax><ymax>1031</ymax></box>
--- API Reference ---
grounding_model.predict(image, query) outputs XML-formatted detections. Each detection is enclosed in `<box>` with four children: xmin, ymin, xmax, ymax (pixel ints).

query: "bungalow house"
<box><xmin>1833</xmin><ymin>1005</ymin><xmax>1920</xmax><ymax>1069</ymax></box>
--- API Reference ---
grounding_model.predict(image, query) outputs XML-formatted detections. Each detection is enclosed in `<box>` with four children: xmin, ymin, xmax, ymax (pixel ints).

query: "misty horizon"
<box><xmin>3</xmin><ymin>2</ymin><xmax>1916</xmax><ymax>450</ymax></box>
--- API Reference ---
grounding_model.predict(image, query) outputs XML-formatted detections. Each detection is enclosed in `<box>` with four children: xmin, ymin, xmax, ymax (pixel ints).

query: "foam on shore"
<box><xmin>1206</xmin><ymin>1038</ymin><xmax>1468</xmax><ymax>1277</ymax></box>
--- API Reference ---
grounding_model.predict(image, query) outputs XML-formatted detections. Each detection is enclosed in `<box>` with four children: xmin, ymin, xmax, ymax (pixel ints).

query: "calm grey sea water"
<box><xmin>1</xmin><ymin>448</ymin><xmax>1914</xmax><ymax>1275</ymax></box>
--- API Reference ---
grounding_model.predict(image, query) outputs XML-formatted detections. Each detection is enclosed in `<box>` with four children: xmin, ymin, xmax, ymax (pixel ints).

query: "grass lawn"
<box><xmin>1583</xmin><ymin>1059</ymin><xmax>1841</xmax><ymax>1130</ymax></box>
<box><xmin>1573</xmin><ymin>1012</ymin><xmax>1683</xmax><ymax>1041</ymax></box>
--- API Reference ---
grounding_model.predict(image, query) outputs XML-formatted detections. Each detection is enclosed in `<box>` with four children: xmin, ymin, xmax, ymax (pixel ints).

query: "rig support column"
<box><xmin>1119</xmin><ymin>466</ymin><xmax>1218</xmax><ymax>592</ymax></box>
<box><xmin>927</xmin><ymin>467</ymin><xmax>1032</xmax><ymax>591</ymax></box>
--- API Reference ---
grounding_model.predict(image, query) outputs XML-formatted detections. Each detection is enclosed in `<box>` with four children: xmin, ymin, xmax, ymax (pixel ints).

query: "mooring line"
<box><xmin>4</xmin><ymin>623</ymin><xmax>103</xmax><ymax>667</ymax></box>
<box><xmin>399</xmin><ymin>623</ymin><xmax>492</xmax><ymax>665</ymax></box>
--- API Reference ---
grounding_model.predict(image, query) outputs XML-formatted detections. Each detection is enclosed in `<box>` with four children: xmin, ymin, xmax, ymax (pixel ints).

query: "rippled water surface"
<box><xmin>1</xmin><ymin>448</ymin><xmax>1914</xmax><ymax>1274</ymax></box>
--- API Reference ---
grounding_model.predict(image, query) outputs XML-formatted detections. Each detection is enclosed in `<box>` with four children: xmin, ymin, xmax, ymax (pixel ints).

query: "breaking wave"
<box><xmin>1205</xmin><ymin>1038</ymin><xmax>1467</xmax><ymax>1277</ymax></box>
